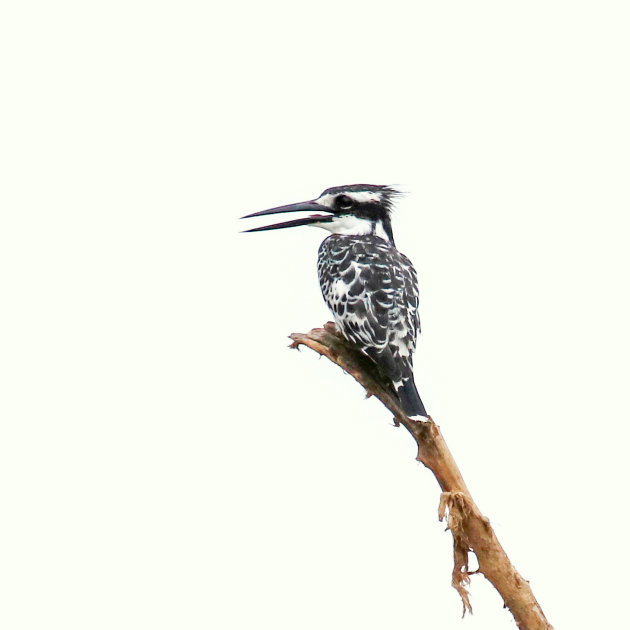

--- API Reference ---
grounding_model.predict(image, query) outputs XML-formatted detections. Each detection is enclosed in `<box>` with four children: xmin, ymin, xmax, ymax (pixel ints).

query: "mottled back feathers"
<box><xmin>317</xmin><ymin>234</ymin><xmax>420</xmax><ymax>388</ymax></box>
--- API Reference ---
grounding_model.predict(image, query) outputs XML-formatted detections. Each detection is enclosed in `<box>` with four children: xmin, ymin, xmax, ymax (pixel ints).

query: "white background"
<box><xmin>1</xmin><ymin>2</ymin><xmax>629</xmax><ymax>628</ymax></box>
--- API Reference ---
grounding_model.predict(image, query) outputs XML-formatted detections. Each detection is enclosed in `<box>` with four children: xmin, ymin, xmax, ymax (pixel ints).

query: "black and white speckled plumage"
<box><xmin>318</xmin><ymin>234</ymin><xmax>426</xmax><ymax>417</ymax></box>
<box><xmin>242</xmin><ymin>183</ymin><xmax>427</xmax><ymax>417</ymax></box>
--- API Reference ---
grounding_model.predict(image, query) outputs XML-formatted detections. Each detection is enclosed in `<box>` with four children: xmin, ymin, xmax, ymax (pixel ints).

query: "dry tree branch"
<box><xmin>289</xmin><ymin>322</ymin><xmax>553</xmax><ymax>630</ymax></box>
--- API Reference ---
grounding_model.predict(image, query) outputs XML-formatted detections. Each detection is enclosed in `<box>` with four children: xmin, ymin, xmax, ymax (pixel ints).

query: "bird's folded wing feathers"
<box><xmin>320</xmin><ymin>237</ymin><xmax>420</xmax><ymax>364</ymax></box>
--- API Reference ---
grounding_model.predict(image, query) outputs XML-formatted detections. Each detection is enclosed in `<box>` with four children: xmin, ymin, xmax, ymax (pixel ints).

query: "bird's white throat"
<box><xmin>314</xmin><ymin>215</ymin><xmax>391</xmax><ymax>241</ymax></box>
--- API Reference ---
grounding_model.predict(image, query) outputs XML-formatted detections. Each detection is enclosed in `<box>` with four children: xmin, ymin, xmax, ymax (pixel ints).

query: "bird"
<box><xmin>241</xmin><ymin>184</ymin><xmax>427</xmax><ymax>419</ymax></box>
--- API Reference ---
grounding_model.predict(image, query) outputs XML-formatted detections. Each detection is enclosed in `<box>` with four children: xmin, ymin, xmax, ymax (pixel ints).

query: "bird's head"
<box><xmin>241</xmin><ymin>184</ymin><xmax>400</xmax><ymax>245</ymax></box>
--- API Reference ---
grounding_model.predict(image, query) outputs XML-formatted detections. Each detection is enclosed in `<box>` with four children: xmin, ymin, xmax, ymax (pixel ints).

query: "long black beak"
<box><xmin>241</xmin><ymin>200</ymin><xmax>333</xmax><ymax>233</ymax></box>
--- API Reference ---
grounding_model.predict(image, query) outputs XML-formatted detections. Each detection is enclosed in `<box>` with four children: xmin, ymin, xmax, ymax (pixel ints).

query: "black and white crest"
<box><xmin>242</xmin><ymin>184</ymin><xmax>427</xmax><ymax>418</ymax></box>
<box><xmin>313</xmin><ymin>184</ymin><xmax>401</xmax><ymax>245</ymax></box>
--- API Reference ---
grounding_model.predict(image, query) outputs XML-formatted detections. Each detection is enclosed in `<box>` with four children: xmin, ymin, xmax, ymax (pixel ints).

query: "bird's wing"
<box><xmin>319</xmin><ymin>237</ymin><xmax>420</xmax><ymax>374</ymax></box>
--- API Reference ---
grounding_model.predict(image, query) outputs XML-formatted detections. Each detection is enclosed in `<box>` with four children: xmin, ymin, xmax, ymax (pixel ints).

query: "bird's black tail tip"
<box><xmin>396</xmin><ymin>378</ymin><xmax>428</xmax><ymax>419</ymax></box>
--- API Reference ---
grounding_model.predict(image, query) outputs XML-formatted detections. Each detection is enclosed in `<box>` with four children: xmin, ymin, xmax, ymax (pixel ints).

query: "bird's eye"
<box><xmin>336</xmin><ymin>195</ymin><xmax>354</xmax><ymax>210</ymax></box>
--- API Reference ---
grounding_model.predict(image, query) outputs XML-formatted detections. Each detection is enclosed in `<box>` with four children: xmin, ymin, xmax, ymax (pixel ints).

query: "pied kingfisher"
<box><xmin>242</xmin><ymin>184</ymin><xmax>427</xmax><ymax>419</ymax></box>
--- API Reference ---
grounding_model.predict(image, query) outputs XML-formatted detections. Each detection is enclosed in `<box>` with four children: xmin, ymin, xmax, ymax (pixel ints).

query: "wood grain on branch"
<box><xmin>289</xmin><ymin>323</ymin><xmax>553</xmax><ymax>630</ymax></box>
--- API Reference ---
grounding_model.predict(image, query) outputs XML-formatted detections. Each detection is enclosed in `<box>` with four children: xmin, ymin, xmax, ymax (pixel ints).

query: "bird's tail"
<box><xmin>396</xmin><ymin>377</ymin><xmax>428</xmax><ymax>419</ymax></box>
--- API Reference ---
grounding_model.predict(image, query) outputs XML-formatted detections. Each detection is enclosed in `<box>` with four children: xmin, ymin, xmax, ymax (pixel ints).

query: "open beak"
<box><xmin>241</xmin><ymin>200</ymin><xmax>333</xmax><ymax>233</ymax></box>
